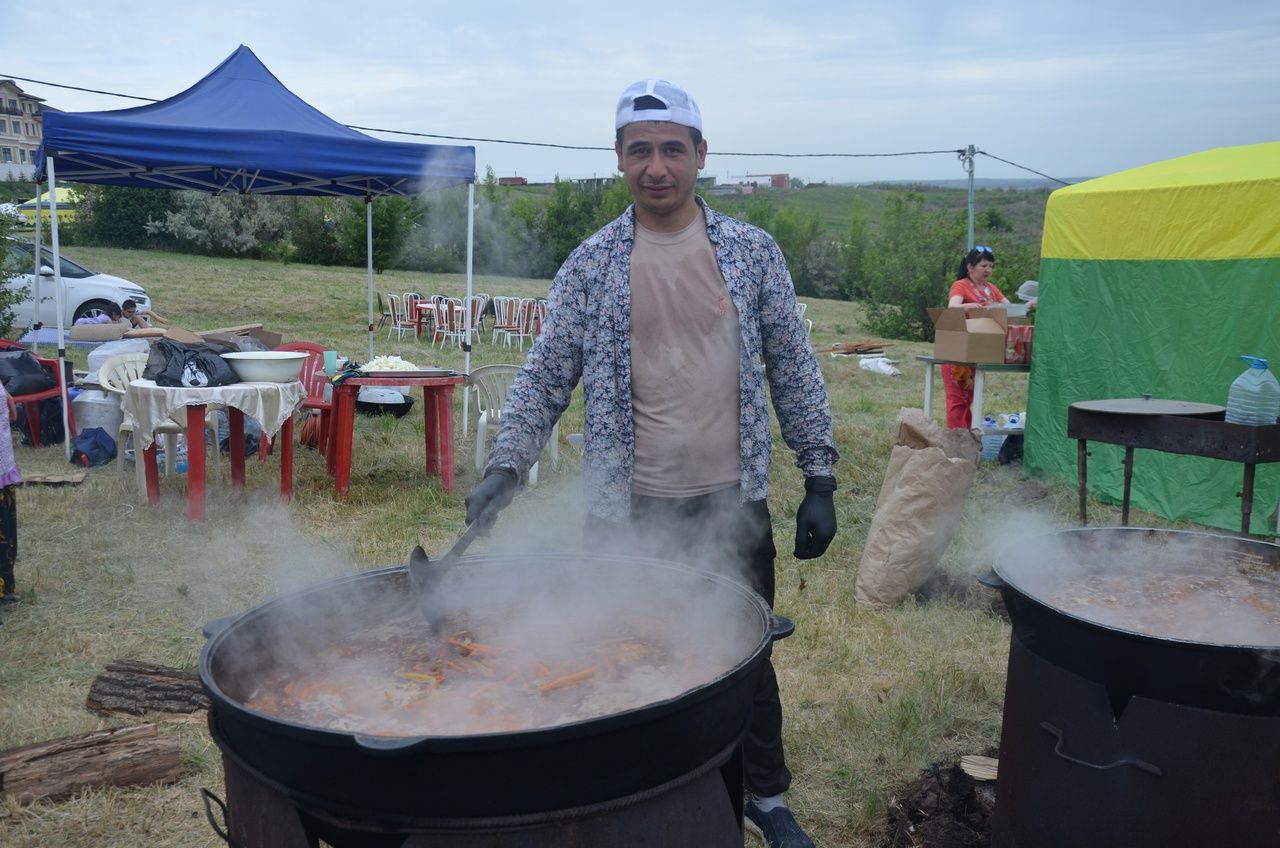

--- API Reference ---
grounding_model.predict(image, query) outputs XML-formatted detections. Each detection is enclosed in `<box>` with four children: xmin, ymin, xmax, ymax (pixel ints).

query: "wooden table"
<box><xmin>122</xmin><ymin>379</ymin><xmax>306</xmax><ymax>521</ymax></box>
<box><xmin>327</xmin><ymin>372</ymin><xmax>467</xmax><ymax>496</ymax></box>
<box><xmin>916</xmin><ymin>355</ymin><xmax>1030</xmax><ymax>433</ymax></box>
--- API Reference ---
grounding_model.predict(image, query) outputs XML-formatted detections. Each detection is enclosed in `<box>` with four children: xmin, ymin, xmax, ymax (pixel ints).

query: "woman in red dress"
<box><xmin>942</xmin><ymin>246</ymin><xmax>1009</xmax><ymax>429</ymax></box>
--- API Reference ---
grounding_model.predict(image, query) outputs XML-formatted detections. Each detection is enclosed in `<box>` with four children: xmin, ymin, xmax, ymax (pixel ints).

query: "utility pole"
<box><xmin>958</xmin><ymin>144</ymin><xmax>977</xmax><ymax>250</ymax></box>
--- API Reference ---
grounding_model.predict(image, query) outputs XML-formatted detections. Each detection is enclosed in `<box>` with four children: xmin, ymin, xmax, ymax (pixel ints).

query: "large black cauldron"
<box><xmin>983</xmin><ymin>526</ymin><xmax>1280</xmax><ymax>716</ymax></box>
<box><xmin>200</xmin><ymin>553</ymin><xmax>785</xmax><ymax>822</ymax></box>
<box><xmin>984</xmin><ymin>528</ymin><xmax>1280</xmax><ymax>847</ymax></box>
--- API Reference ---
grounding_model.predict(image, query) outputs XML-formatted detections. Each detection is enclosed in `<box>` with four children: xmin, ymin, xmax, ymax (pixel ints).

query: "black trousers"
<box><xmin>585</xmin><ymin>487</ymin><xmax>792</xmax><ymax>797</ymax></box>
<box><xmin>0</xmin><ymin>486</ymin><xmax>15</xmax><ymax>597</ymax></box>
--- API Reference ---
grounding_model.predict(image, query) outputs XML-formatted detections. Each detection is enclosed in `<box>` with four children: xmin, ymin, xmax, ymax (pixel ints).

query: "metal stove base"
<box><xmin>207</xmin><ymin>741</ymin><xmax>744</xmax><ymax>848</ymax></box>
<box><xmin>993</xmin><ymin>633</ymin><xmax>1280</xmax><ymax>848</ymax></box>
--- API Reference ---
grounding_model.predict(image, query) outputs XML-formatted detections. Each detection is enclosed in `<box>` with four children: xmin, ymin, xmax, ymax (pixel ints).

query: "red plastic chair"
<box><xmin>258</xmin><ymin>342</ymin><xmax>333</xmax><ymax>459</ymax></box>
<box><xmin>0</xmin><ymin>339</ymin><xmax>77</xmax><ymax>447</ymax></box>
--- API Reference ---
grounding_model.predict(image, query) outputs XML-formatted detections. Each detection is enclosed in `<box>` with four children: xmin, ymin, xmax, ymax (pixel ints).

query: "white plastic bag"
<box><xmin>859</xmin><ymin>357</ymin><xmax>901</xmax><ymax>376</ymax></box>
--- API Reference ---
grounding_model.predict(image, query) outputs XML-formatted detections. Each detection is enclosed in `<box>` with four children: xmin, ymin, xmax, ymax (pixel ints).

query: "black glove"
<box><xmin>794</xmin><ymin>475</ymin><xmax>837</xmax><ymax>559</ymax></box>
<box><xmin>465</xmin><ymin>468</ymin><xmax>518</xmax><ymax>530</ymax></box>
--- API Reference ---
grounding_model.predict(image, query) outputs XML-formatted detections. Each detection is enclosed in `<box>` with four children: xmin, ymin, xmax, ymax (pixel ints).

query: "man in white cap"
<box><xmin>465</xmin><ymin>79</ymin><xmax>837</xmax><ymax>847</ymax></box>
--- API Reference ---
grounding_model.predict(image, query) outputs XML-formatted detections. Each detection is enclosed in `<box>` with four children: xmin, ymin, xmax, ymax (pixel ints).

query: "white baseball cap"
<box><xmin>615</xmin><ymin>79</ymin><xmax>702</xmax><ymax>132</ymax></box>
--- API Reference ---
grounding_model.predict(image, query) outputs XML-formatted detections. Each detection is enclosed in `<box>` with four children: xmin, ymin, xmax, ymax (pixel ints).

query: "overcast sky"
<box><xmin>2</xmin><ymin>0</ymin><xmax>1276</xmax><ymax>186</ymax></box>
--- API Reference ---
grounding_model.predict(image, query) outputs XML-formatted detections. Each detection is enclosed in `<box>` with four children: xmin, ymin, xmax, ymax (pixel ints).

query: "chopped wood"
<box><xmin>85</xmin><ymin>659</ymin><xmax>209</xmax><ymax>716</ymax></box>
<box><xmin>0</xmin><ymin>723</ymin><xmax>181</xmax><ymax>804</ymax></box>
<box><xmin>830</xmin><ymin>341</ymin><xmax>893</xmax><ymax>355</ymax></box>
<box><xmin>960</xmin><ymin>754</ymin><xmax>999</xmax><ymax>781</ymax></box>
<box><xmin>20</xmin><ymin>471</ymin><xmax>88</xmax><ymax>487</ymax></box>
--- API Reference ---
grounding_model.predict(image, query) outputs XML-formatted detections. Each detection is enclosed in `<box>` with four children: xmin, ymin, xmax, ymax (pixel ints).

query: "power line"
<box><xmin>347</xmin><ymin>125</ymin><xmax>611</xmax><ymax>152</ymax></box>
<box><xmin>976</xmin><ymin>151</ymin><xmax>1071</xmax><ymax>186</ymax></box>
<box><xmin>352</xmin><ymin>125</ymin><xmax>960</xmax><ymax>159</ymax></box>
<box><xmin>0</xmin><ymin>73</ymin><xmax>159</xmax><ymax>103</ymax></box>
<box><xmin>4</xmin><ymin>71</ymin><xmax>1065</xmax><ymax>180</ymax></box>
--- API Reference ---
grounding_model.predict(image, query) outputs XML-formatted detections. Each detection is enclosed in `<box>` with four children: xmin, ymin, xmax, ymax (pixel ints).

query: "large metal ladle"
<box><xmin>407</xmin><ymin>521</ymin><xmax>487</xmax><ymax>633</ymax></box>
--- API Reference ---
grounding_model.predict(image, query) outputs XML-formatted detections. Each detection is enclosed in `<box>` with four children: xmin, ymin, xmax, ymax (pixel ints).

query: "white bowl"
<box><xmin>221</xmin><ymin>351</ymin><xmax>308</xmax><ymax>383</ymax></box>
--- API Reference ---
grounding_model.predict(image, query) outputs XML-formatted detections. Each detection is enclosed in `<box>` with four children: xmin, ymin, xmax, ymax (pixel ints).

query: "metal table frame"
<box><xmin>1067</xmin><ymin>404</ymin><xmax>1280</xmax><ymax>535</ymax></box>
<box><xmin>916</xmin><ymin>355</ymin><xmax>1030</xmax><ymax>433</ymax></box>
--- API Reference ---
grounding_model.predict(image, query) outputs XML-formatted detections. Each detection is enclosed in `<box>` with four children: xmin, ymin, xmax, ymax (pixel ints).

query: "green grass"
<box><xmin>0</xmin><ymin>245</ymin><xmax>1185</xmax><ymax>847</ymax></box>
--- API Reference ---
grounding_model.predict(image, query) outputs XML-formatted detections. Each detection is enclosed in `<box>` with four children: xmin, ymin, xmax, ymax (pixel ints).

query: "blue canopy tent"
<box><xmin>34</xmin><ymin>45</ymin><xmax>477</xmax><ymax>456</ymax></box>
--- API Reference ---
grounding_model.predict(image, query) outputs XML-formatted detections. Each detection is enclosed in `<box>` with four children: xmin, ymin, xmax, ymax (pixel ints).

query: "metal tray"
<box><xmin>360</xmin><ymin>368</ymin><xmax>456</xmax><ymax>378</ymax></box>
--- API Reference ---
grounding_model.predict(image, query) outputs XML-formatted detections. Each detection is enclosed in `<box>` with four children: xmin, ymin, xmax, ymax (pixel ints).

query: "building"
<box><xmin>0</xmin><ymin>80</ymin><xmax>44</xmax><ymax>180</ymax></box>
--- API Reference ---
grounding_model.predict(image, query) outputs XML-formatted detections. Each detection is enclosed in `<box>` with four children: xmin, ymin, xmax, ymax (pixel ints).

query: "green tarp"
<box><xmin>1026</xmin><ymin>143</ymin><xmax>1280</xmax><ymax>532</ymax></box>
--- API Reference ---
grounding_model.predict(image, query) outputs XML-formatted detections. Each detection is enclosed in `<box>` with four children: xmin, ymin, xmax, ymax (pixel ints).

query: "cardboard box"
<box><xmin>927</xmin><ymin>307</ymin><xmax>1008</xmax><ymax>363</ymax></box>
<box><xmin>198</xmin><ymin>324</ymin><xmax>283</xmax><ymax>350</ymax></box>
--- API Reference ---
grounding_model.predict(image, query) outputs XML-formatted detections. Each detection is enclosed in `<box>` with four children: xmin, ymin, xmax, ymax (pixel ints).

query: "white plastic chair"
<box><xmin>98</xmin><ymin>352</ymin><xmax>221</xmax><ymax>495</ymax></box>
<box><xmin>468</xmin><ymin>363</ymin><xmax>558</xmax><ymax>486</ymax></box>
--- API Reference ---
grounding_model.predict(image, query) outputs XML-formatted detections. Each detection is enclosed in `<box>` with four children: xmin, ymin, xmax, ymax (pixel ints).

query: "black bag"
<box><xmin>70</xmin><ymin>426</ymin><xmax>117</xmax><ymax>467</ymax></box>
<box><xmin>0</xmin><ymin>349</ymin><xmax>56</xmax><ymax>395</ymax></box>
<box><xmin>16</xmin><ymin>397</ymin><xmax>65</xmax><ymax>446</ymax></box>
<box><xmin>998</xmin><ymin>434</ymin><xmax>1025</xmax><ymax>465</ymax></box>
<box><xmin>143</xmin><ymin>339</ymin><xmax>239</xmax><ymax>388</ymax></box>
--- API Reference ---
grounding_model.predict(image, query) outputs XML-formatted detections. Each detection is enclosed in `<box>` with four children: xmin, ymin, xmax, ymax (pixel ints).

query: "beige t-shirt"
<box><xmin>629</xmin><ymin>215</ymin><xmax>741</xmax><ymax>497</ymax></box>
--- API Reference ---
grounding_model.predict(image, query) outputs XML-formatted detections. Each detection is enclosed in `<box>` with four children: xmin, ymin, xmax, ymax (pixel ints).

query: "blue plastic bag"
<box><xmin>70</xmin><ymin>426</ymin><xmax>118</xmax><ymax>467</ymax></box>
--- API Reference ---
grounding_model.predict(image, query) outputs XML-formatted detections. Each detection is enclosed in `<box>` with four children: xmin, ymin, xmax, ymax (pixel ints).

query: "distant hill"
<box><xmin>861</xmin><ymin>177</ymin><xmax>1091</xmax><ymax>190</ymax></box>
<box><xmin>713</xmin><ymin>182</ymin><xmax>1051</xmax><ymax>244</ymax></box>
<box><xmin>501</xmin><ymin>178</ymin><xmax>1054</xmax><ymax>245</ymax></box>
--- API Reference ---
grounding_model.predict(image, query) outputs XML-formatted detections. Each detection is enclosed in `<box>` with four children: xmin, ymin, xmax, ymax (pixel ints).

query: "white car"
<box><xmin>3</xmin><ymin>238</ymin><xmax>152</xmax><ymax>329</ymax></box>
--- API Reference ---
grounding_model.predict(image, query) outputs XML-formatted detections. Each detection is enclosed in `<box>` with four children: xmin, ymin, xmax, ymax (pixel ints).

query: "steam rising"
<box><xmin>992</xmin><ymin>526</ymin><xmax>1280</xmax><ymax>648</ymax></box>
<box><xmin>210</xmin><ymin>479</ymin><xmax>773</xmax><ymax>737</ymax></box>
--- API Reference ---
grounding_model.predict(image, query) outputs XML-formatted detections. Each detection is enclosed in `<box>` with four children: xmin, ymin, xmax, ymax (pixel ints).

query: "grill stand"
<box><xmin>993</xmin><ymin>633</ymin><xmax>1280</xmax><ymax>847</ymax></box>
<box><xmin>1067</xmin><ymin>404</ymin><xmax>1280</xmax><ymax>536</ymax></box>
<box><xmin>208</xmin><ymin>737</ymin><xmax>744</xmax><ymax>848</ymax></box>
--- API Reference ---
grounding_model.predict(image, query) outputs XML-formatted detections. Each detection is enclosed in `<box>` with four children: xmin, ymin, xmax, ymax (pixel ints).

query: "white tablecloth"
<box><xmin>121</xmin><ymin>379</ymin><xmax>306</xmax><ymax>450</ymax></box>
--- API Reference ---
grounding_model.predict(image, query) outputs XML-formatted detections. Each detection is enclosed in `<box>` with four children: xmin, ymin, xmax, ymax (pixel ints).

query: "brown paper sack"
<box><xmin>855</xmin><ymin>409</ymin><xmax>980</xmax><ymax>608</ymax></box>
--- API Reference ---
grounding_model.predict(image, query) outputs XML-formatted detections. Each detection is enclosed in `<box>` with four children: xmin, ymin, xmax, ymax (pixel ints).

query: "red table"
<box><xmin>327</xmin><ymin>372</ymin><xmax>466</xmax><ymax>496</ymax></box>
<box><xmin>123</xmin><ymin>379</ymin><xmax>306</xmax><ymax>521</ymax></box>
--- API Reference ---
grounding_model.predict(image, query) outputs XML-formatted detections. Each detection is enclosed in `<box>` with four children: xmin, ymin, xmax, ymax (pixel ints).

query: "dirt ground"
<box><xmin>884</xmin><ymin>758</ymin><xmax>997</xmax><ymax>848</ymax></box>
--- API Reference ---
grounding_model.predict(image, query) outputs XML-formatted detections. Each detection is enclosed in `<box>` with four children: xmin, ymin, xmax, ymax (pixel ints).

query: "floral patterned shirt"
<box><xmin>486</xmin><ymin>199</ymin><xmax>839</xmax><ymax>521</ymax></box>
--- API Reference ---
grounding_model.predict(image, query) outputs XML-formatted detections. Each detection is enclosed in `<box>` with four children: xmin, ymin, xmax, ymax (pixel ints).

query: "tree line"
<box><xmin>19</xmin><ymin>171</ymin><xmax>1044</xmax><ymax>342</ymax></box>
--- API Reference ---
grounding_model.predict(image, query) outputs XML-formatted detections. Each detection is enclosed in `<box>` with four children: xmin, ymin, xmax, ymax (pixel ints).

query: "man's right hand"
<box><xmin>464</xmin><ymin>468</ymin><xmax>518</xmax><ymax>530</ymax></box>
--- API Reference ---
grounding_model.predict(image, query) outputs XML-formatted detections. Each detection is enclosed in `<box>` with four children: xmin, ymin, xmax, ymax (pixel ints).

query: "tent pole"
<box><xmin>462</xmin><ymin>182</ymin><xmax>474</xmax><ymax>437</ymax></box>
<box><xmin>46</xmin><ymin>158</ymin><xmax>71</xmax><ymax>460</ymax></box>
<box><xmin>31</xmin><ymin>181</ymin><xmax>43</xmax><ymax>355</ymax></box>
<box><xmin>366</xmin><ymin>197</ymin><xmax>375</xmax><ymax>363</ymax></box>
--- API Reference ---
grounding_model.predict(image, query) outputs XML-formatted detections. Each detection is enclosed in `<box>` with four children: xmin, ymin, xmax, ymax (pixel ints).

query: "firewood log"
<box><xmin>0</xmin><ymin>724</ymin><xmax>181</xmax><ymax>803</ymax></box>
<box><xmin>85</xmin><ymin>659</ymin><xmax>209</xmax><ymax>715</ymax></box>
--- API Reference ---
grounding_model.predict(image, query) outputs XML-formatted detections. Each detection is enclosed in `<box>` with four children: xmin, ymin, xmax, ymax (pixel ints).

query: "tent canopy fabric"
<box><xmin>31</xmin><ymin>45</ymin><xmax>478</xmax><ymax>457</ymax></box>
<box><xmin>1041</xmin><ymin>142</ymin><xmax>1280</xmax><ymax>262</ymax></box>
<box><xmin>1026</xmin><ymin>142</ymin><xmax>1280</xmax><ymax>532</ymax></box>
<box><xmin>36</xmin><ymin>45</ymin><xmax>475</xmax><ymax>197</ymax></box>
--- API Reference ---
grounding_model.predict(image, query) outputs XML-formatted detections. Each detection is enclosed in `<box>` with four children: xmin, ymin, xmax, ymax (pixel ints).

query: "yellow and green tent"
<box><xmin>1025</xmin><ymin>142</ymin><xmax>1280</xmax><ymax>531</ymax></box>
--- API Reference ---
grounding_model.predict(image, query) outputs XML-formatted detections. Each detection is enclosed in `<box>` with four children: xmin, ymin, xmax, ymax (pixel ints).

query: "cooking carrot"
<box><xmin>538</xmin><ymin>669</ymin><xmax>595</xmax><ymax>694</ymax></box>
<box><xmin>533</xmin><ymin>660</ymin><xmax>552</xmax><ymax>678</ymax></box>
<box><xmin>444</xmin><ymin>637</ymin><xmax>502</xmax><ymax>657</ymax></box>
<box><xmin>395</xmin><ymin>671</ymin><xmax>440</xmax><ymax>684</ymax></box>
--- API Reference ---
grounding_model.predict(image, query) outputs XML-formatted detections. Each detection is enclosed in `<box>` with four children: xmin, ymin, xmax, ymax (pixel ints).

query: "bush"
<box><xmin>144</xmin><ymin>191</ymin><xmax>290</xmax><ymax>256</ymax></box>
<box><xmin>76</xmin><ymin>185</ymin><xmax>177</xmax><ymax>248</ymax></box>
<box><xmin>0</xmin><ymin>213</ymin><xmax>29</xmax><ymax>339</ymax></box>
<box><xmin>862</xmin><ymin>191</ymin><xmax>964</xmax><ymax>341</ymax></box>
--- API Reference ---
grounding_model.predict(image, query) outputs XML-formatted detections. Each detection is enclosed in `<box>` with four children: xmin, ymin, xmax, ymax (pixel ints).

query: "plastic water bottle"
<box><xmin>1225</xmin><ymin>355</ymin><xmax>1280</xmax><ymax>425</ymax></box>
